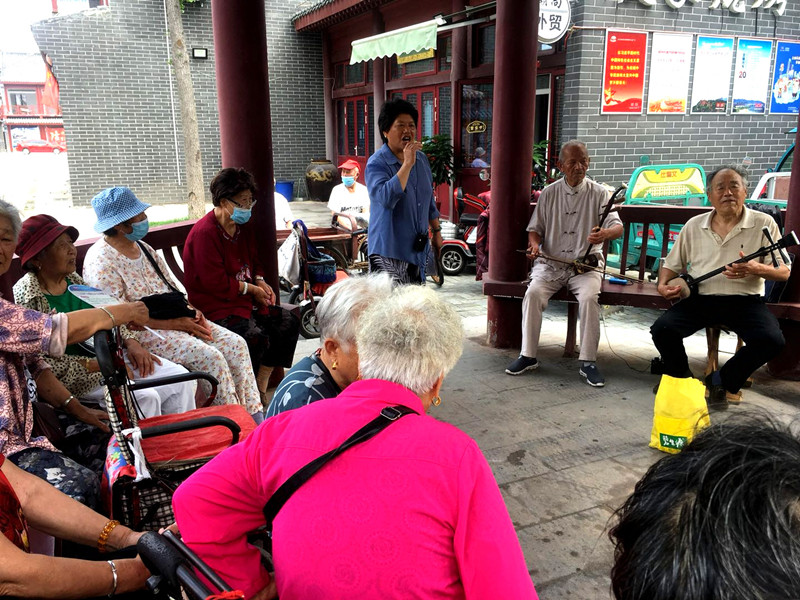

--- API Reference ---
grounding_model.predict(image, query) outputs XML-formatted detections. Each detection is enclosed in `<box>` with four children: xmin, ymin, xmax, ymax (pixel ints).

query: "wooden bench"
<box><xmin>483</xmin><ymin>205</ymin><xmax>800</xmax><ymax>376</ymax></box>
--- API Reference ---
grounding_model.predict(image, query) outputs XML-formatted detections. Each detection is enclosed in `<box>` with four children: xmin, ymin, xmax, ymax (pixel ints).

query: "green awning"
<box><xmin>350</xmin><ymin>20</ymin><xmax>438</xmax><ymax>65</ymax></box>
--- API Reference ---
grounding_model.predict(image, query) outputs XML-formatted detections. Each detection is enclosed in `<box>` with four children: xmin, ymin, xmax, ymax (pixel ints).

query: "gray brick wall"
<box><xmin>31</xmin><ymin>0</ymin><xmax>324</xmax><ymax>206</ymax></box>
<box><xmin>563</xmin><ymin>0</ymin><xmax>800</xmax><ymax>188</ymax></box>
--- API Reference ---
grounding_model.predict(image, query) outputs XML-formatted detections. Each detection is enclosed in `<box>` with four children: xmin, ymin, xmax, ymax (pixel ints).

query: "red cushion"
<box><xmin>139</xmin><ymin>405</ymin><xmax>257</xmax><ymax>465</ymax></box>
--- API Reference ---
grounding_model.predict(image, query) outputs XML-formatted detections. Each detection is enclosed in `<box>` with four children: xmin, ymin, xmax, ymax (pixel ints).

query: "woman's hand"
<box><xmin>252</xmin><ymin>281</ymin><xmax>275</xmax><ymax>307</ymax></box>
<box><xmin>116</xmin><ymin>302</ymin><xmax>150</xmax><ymax>327</ymax></box>
<box><xmin>252</xmin><ymin>580</ymin><xmax>278</xmax><ymax>600</ymax></box>
<box><xmin>69</xmin><ymin>401</ymin><xmax>110</xmax><ymax>433</ymax></box>
<box><xmin>124</xmin><ymin>339</ymin><xmax>161</xmax><ymax>377</ymax></box>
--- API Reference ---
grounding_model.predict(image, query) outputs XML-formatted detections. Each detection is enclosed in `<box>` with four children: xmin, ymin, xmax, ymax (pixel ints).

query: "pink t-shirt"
<box><xmin>173</xmin><ymin>379</ymin><xmax>537</xmax><ymax>599</ymax></box>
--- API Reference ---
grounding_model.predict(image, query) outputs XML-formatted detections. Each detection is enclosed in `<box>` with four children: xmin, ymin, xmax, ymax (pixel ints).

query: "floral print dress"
<box><xmin>82</xmin><ymin>238</ymin><xmax>261</xmax><ymax>415</ymax></box>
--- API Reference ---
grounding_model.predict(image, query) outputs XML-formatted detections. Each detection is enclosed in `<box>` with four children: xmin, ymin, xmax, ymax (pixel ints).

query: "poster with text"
<box><xmin>690</xmin><ymin>36</ymin><xmax>734</xmax><ymax>114</ymax></box>
<box><xmin>770</xmin><ymin>41</ymin><xmax>800</xmax><ymax>114</ymax></box>
<box><xmin>601</xmin><ymin>30</ymin><xmax>648</xmax><ymax>114</ymax></box>
<box><xmin>731</xmin><ymin>38</ymin><xmax>773</xmax><ymax>114</ymax></box>
<box><xmin>647</xmin><ymin>33</ymin><xmax>693</xmax><ymax>114</ymax></box>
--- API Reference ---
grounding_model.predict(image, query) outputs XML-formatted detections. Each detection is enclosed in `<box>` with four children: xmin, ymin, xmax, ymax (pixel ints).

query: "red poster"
<box><xmin>601</xmin><ymin>30</ymin><xmax>648</xmax><ymax>114</ymax></box>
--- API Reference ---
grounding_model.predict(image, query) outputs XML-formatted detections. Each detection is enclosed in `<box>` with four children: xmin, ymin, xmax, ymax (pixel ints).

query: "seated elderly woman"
<box><xmin>173</xmin><ymin>285</ymin><xmax>538</xmax><ymax>599</ymax></box>
<box><xmin>82</xmin><ymin>186</ymin><xmax>263</xmax><ymax>418</ymax></box>
<box><xmin>13</xmin><ymin>214</ymin><xmax>195</xmax><ymax>419</ymax></box>
<box><xmin>182</xmin><ymin>168</ymin><xmax>300</xmax><ymax>406</ymax></box>
<box><xmin>0</xmin><ymin>454</ymin><xmax>150</xmax><ymax>597</ymax></box>
<box><xmin>266</xmin><ymin>273</ymin><xmax>392</xmax><ymax>417</ymax></box>
<box><xmin>0</xmin><ymin>200</ymin><xmax>149</xmax><ymax>508</ymax></box>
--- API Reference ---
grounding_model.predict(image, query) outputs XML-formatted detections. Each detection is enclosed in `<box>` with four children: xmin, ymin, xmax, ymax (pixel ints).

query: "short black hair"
<box><xmin>209</xmin><ymin>167</ymin><xmax>257</xmax><ymax>207</ymax></box>
<box><xmin>378</xmin><ymin>99</ymin><xmax>418</xmax><ymax>144</ymax></box>
<box><xmin>609</xmin><ymin>416</ymin><xmax>800</xmax><ymax>600</ymax></box>
<box><xmin>706</xmin><ymin>164</ymin><xmax>749</xmax><ymax>191</ymax></box>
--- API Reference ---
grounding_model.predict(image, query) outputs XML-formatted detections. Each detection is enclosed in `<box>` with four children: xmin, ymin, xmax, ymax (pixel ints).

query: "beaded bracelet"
<box><xmin>97</xmin><ymin>519</ymin><xmax>120</xmax><ymax>553</ymax></box>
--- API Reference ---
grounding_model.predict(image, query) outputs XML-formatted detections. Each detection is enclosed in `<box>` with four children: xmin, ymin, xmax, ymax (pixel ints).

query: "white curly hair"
<box><xmin>356</xmin><ymin>285</ymin><xmax>464</xmax><ymax>397</ymax></box>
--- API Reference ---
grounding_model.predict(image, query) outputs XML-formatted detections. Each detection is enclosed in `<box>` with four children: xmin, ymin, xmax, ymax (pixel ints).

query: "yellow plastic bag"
<box><xmin>649</xmin><ymin>374</ymin><xmax>710</xmax><ymax>454</ymax></box>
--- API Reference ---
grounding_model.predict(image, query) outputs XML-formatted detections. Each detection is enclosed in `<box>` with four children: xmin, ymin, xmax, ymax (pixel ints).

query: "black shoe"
<box><xmin>505</xmin><ymin>356</ymin><xmax>539</xmax><ymax>375</ymax></box>
<box><xmin>579</xmin><ymin>363</ymin><xmax>605</xmax><ymax>387</ymax></box>
<box><xmin>704</xmin><ymin>373</ymin><xmax>728</xmax><ymax>411</ymax></box>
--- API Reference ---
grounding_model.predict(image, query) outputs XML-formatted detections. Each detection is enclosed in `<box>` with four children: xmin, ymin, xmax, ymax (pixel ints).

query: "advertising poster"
<box><xmin>647</xmin><ymin>33</ymin><xmax>693</xmax><ymax>114</ymax></box>
<box><xmin>601</xmin><ymin>30</ymin><xmax>648</xmax><ymax>114</ymax></box>
<box><xmin>770</xmin><ymin>41</ymin><xmax>800</xmax><ymax>114</ymax></box>
<box><xmin>690</xmin><ymin>36</ymin><xmax>734</xmax><ymax>114</ymax></box>
<box><xmin>731</xmin><ymin>38</ymin><xmax>773</xmax><ymax>114</ymax></box>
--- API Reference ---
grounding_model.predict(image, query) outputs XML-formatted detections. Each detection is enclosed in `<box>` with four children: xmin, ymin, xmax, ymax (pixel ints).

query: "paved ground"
<box><xmin>286</xmin><ymin>199</ymin><xmax>800</xmax><ymax>599</ymax></box>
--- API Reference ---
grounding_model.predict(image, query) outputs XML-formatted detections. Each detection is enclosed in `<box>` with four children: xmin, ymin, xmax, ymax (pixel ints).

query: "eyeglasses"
<box><xmin>229</xmin><ymin>198</ymin><xmax>257</xmax><ymax>209</ymax></box>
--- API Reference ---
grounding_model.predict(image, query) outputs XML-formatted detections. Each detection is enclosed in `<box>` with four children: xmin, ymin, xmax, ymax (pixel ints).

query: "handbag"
<box><xmin>248</xmin><ymin>405</ymin><xmax>417</xmax><ymax>555</ymax></box>
<box><xmin>649</xmin><ymin>375</ymin><xmax>710</xmax><ymax>454</ymax></box>
<box><xmin>136</xmin><ymin>242</ymin><xmax>196</xmax><ymax>320</ymax></box>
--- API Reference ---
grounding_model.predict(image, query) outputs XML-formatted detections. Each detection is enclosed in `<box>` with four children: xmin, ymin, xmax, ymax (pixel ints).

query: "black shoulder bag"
<box><xmin>136</xmin><ymin>242</ymin><xmax>196</xmax><ymax>320</ymax></box>
<box><xmin>248</xmin><ymin>405</ymin><xmax>417</xmax><ymax>557</ymax></box>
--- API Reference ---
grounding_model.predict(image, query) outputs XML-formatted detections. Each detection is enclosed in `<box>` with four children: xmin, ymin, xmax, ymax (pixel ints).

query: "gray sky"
<box><xmin>0</xmin><ymin>0</ymin><xmax>88</xmax><ymax>53</ymax></box>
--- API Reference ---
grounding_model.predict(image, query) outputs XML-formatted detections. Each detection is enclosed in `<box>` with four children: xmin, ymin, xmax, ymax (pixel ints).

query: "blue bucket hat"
<box><xmin>92</xmin><ymin>187</ymin><xmax>151</xmax><ymax>233</ymax></box>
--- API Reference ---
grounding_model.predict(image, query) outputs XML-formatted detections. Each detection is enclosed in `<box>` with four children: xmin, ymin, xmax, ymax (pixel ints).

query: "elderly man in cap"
<box><xmin>327</xmin><ymin>158</ymin><xmax>370</xmax><ymax>230</ymax></box>
<box><xmin>471</xmin><ymin>147</ymin><xmax>489</xmax><ymax>168</ymax></box>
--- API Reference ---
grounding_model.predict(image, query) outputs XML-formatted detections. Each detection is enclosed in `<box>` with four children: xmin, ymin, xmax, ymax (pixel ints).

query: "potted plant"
<box><xmin>422</xmin><ymin>134</ymin><xmax>455</xmax><ymax>186</ymax></box>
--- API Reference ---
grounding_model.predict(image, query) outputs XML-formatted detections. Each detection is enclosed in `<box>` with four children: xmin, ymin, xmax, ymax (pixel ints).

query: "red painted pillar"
<box><xmin>767</xmin><ymin>117</ymin><xmax>800</xmax><ymax>379</ymax></box>
<box><xmin>485</xmin><ymin>0</ymin><xmax>538</xmax><ymax>348</ymax></box>
<box><xmin>448</xmin><ymin>0</ymin><xmax>467</xmax><ymax>222</ymax></box>
<box><xmin>211</xmin><ymin>0</ymin><xmax>278</xmax><ymax>295</ymax></box>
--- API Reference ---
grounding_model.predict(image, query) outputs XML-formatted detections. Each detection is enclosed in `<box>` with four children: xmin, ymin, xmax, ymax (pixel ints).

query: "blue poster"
<box><xmin>731</xmin><ymin>38</ymin><xmax>773</xmax><ymax>114</ymax></box>
<box><xmin>770</xmin><ymin>41</ymin><xmax>800</xmax><ymax>114</ymax></box>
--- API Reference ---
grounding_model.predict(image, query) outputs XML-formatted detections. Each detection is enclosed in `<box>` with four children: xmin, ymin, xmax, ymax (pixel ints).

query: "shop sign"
<box><xmin>612</xmin><ymin>0</ymin><xmax>785</xmax><ymax>17</ymax></box>
<box><xmin>647</xmin><ymin>33</ymin><xmax>692</xmax><ymax>113</ymax></box>
<box><xmin>466</xmin><ymin>120</ymin><xmax>487</xmax><ymax>134</ymax></box>
<box><xmin>397</xmin><ymin>48</ymin><xmax>435</xmax><ymax>65</ymax></box>
<box><xmin>538</xmin><ymin>0</ymin><xmax>571</xmax><ymax>44</ymax></box>
<box><xmin>601</xmin><ymin>30</ymin><xmax>648</xmax><ymax>114</ymax></box>
<box><xmin>691</xmin><ymin>36</ymin><xmax>734</xmax><ymax>113</ymax></box>
<box><xmin>770</xmin><ymin>42</ymin><xmax>800</xmax><ymax>114</ymax></box>
<box><xmin>731</xmin><ymin>38</ymin><xmax>773</xmax><ymax>114</ymax></box>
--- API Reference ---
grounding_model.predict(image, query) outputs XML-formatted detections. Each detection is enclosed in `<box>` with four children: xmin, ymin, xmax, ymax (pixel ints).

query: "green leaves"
<box><xmin>422</xmin><ymin>134</ymin><xmax>455</xmax><ymax>187</ymax></box>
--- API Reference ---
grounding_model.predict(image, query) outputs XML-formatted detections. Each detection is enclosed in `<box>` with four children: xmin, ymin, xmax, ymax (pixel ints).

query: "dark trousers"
<box><xmin>650</xmin><ymin>294</ymin><xmax>784</xmax><ymax>393</ymax></box>
<box><xmin>215</xmin><ymin>306</ymin><xmax>300</xmax><ymax>372</ymax></box>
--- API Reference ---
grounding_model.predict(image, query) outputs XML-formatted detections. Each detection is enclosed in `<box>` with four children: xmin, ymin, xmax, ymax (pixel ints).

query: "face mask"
<box><xmin>342</xmin><ymin>176</ymin><xmax>356</xmax><ymax>188</ymax></box>
<box><xmin>124</xmin><ymin>218</ymin><xmax>149</xmax><ymax>242</ymax></box>
<box><xmin>231</xmin><ymin>206</ymin><xmax>252</xmax><ymax>225</ymax></box>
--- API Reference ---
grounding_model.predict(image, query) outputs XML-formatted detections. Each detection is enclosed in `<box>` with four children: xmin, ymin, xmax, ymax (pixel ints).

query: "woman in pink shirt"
<box><xmin>173</xmin><ymin>285</ymin><xmax>538</xmax><ymax>599</ymax></box>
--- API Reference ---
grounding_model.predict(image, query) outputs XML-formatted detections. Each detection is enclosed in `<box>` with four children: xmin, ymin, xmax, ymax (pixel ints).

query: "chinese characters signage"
<box><xmin>731</xmin><ymin>38</ymin><xmax>773</xmax><ymax>114</ymax></box>
<box><xmin>538</xmin><ymin>0</ymin><xmax>571</xmax><ymax>44</ymax></box>
<box><xmin>770</xmin><ymin>42</ymin><xmax>800</xmax><ymax>114</ymax></box>
<box><xmin>647</xmin><ymin>33</ymin><xmax>693</xmax><ymax>113</ymax></box>
<box><xmin>601</xmin><ymin>30</ymin><xmax>648</xmax><ymax>114</ymax></box>
<box><xmin>690</xmin><ymin>36</ymin><xmax>734</xmax><ymax>113</ymax></box>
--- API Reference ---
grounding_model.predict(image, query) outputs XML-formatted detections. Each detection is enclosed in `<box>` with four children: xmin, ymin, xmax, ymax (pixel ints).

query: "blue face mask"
<box><xmin>124</xmin><ymin>218</ymin><xmax>149</xmax><ymax>242</ymax></box>
<box><xmin>231</xmin><ymin>206</ymin><xmax>252</xmax><ymax>225</ymax></box>
<box><xmin>342</xmin><ymin>176</ymin><xmax>356</xmax><ymax>188</ymax></box>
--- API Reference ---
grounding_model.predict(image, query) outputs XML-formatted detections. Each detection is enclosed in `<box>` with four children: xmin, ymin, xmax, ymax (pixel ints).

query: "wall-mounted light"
<box><xmin>191</xmin><ymin>48</ymin><xmax>208</xmax><ymax>60</ymax></box>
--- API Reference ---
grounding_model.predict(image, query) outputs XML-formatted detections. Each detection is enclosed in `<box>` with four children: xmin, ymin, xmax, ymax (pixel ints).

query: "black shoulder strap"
<box><xmin>136</xmin><ymin>241</ymin><xmax>179</xmax><ymax>293</ymax></box>
<box><xmin>262</xmin><ymin>405</ymin><xmax>416</xmax><ymax>529</ymax></box>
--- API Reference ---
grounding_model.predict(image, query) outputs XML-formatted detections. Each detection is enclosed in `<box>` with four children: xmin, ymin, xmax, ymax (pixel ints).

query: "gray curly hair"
<box><xmin>0</xmin><ymin>199</ymin><xmax>22</xmax><ymax>241</ymax></box>
<box><xmin>315</xmin><ymin>273</ymin><xmax>394</xmax><ymax>349</ymax></box>
<box><xmin>356</xmin><ymin>285</ymin><xmax>464</xmax><ymax>397</ymax></box>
